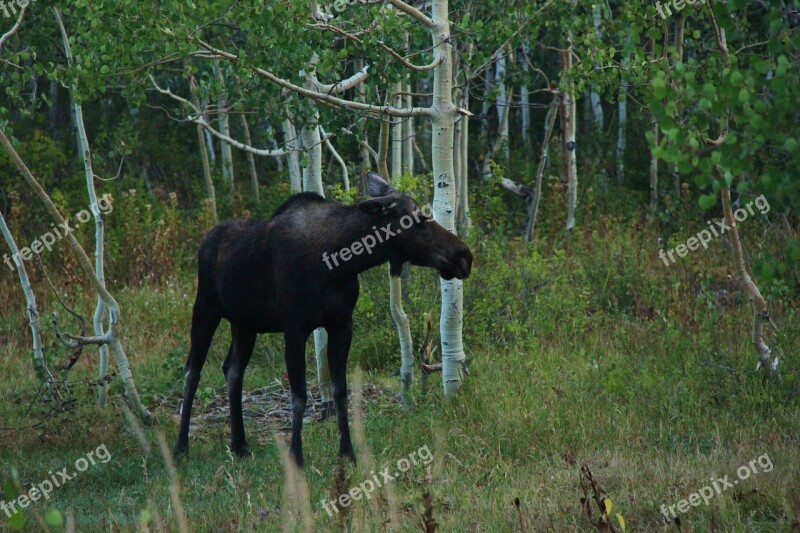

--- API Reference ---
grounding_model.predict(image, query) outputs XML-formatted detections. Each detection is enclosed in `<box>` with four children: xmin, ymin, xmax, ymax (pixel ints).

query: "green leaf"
<box><xmin>616</xmin><ymin>513</ymin><xmax>626</xmax><ymax>531</ymax></box>
<box><xmin>2</xmin><ymin>477</ymin><xmax>18</xmax><ymax>500</ymax></box>
<box><xmin>699</xmin><ymin>194</ymin><xmax>718</xmax><ymax>210</ymax></box>
<box><xmin>45</xmin><ymin>510</ymin><xmax>64</xmax><ymax>527</ymax></box>
<box><xmin>7</xmin><ymin>510</ymin><xmax>25</xmax><ymax>530</ymax></box>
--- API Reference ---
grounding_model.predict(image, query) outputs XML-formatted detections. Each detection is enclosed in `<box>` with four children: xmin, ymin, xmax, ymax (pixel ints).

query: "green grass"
<box><xmin>1</xmin><ymin>203</ymin><xmax>799</xmax><ymax>532</ymax></box>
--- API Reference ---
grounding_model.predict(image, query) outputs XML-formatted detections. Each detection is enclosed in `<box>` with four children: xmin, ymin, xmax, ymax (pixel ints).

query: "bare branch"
<box><xmin>197</xmin><ymin>40</ymin><xmax>433</xmax><ymax>118</ymax></box>
<box><xmin>378</xmin><ymin>41</ymin><xmax>444</xmax><ymax>71</ymax></box>
<box><xmin>150</xmin><ymin>75</ymin><xmax>287</xmax><ymax>157</ymax></box>
<box><xmin>310</xmin><ymin>64</ymin><xmax>370</xmax><ymax>95</ymax></box>
<box><xmin>387</xmin><ymin>0</ymin><xmax>435</xmax><ymax>27</ymax></box>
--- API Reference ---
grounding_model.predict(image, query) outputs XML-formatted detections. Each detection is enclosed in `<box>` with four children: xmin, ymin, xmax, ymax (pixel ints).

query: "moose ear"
<box><xmin>358</xmin><ymin>196</ymin><xmax>399</xmax><ymax>215</ymax></box>
<box><xmin>364</xmin><ymin>172</ymin><xmax>394</xmax><ymax>198</ymax></box>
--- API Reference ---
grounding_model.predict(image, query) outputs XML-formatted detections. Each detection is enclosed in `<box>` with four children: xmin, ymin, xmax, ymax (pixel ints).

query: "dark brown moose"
<box><xmin>175</xmin><ymin>173</ymin><xmax>472</xmax><ymax>467</ymax></box>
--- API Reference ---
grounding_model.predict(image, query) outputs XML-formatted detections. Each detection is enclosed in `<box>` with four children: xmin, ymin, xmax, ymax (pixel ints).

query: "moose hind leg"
<box><xmin>227</xmin><ymin>326</ymin><xmax>257</xmax><ymax>458</ymax></box>
<box><xmin>284</xmin><ymin>330</ymin><xmax>310</xmax><ymax>468</ymax></box>
<box><xmin>175</xmin><ymin>298</ymin><xmax>221</xmax><ymax>456</ymax></box>
<box><xmin>328</xmin><ymin>320</ymin><xmax>355</xmax><ymax>462</ymax></box>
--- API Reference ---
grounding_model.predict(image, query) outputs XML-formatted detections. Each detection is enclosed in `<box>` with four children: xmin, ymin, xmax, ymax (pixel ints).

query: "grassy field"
<box><xmin>1</xmin><ymin>195</ymin><xmax>799</xmax><ymax>532</ymax></box>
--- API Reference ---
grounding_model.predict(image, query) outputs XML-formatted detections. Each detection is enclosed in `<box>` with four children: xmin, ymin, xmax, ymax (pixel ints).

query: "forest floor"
<box><xmin>1</xmin><ymin>210</ymin><xmax>799</xmax><ymax>532</ymax></box>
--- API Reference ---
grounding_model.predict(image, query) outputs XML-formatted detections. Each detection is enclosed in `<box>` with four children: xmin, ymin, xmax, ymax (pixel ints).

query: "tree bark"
<box><xmin>56</xmin><ymin>8</ymin><xmax>112</xmax><ymax>405</ymax></box>
<box><xmin>720</xmin><ymin>187</ymin><xmax>777</xmax><ymax>375</ymax></box>
<box><xmin>0</xmin><ymin>212</ymin><xmax>55</xmax><ymax>390</ymax></box>
<box><xmin>528</xmin><ymin>93</ymin><xmax>560</xmax><ymax>242</ymax></box>
<box><xmin>215</xmin><ymin>63</ymin><xmax>235</xmax><ymax>185</ymax></box>
<box><xmin>0</xmin><ymin>127</ymin><xmax>153</xmax><ymax>422</ymax></box>
<box><xmin>428</xmin><ymin>0</ymin><xmax>466</xmax><ymax>396</ymax></box>
<box><xmin>239</xmin><ymin>114</ymin><xmax>260</xmax><ymax>202</ymax></box>
<box><xmin>282</xmin><ymin>117</ymin><xmax>302</xmax><ymax>193</ymax></box>
<box><xmin>561</xmin><ymin>41</ymin><xmax>578</xmax><ymax>231</ymax></box>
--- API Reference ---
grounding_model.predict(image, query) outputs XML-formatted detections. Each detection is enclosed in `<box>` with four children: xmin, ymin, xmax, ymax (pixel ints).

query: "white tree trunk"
<box><xmin>203</xmin><ymin>103</ymin><xmax>216</xmax><ymax>164</ymax></box>
<box><xmin>495</xmin><ymin>53</ymin><xmax>508</xmax><ymax>164</ymax></box>
<box><xmin>390</xmin><ymin>271</ymin><xmax>414</xmax><ymax>401</ymax></box>
<box><xmin>527</xmin><ymin>93</ymin><xmax>560</xmax><ymax>242</ymax></box>
<box><xmin>192</xmin><ymin>92</ymin><xmax>218</xmax><ymax>224</ymax></box>
<box><xmin>215</xmin><ymin>63</ymin><xmax>235</xmax><ymax>184</ymax></box>
<box><xmin>480</xmin><ymin>66</ymin><xmax>491</xmax><ymax>153</ymax></box>
<box><xmin>239</xmin><ymin>114</ymin><xmax>260</xmax><ymax>202</ymax></box>
<box><xmin>403</xmin><ymin>85</ymin><xmax>414</xmax><ymax>174</ymax></box>
<box><xmin>0</xmin><ymin>212</ymin><xmax>53</xmax><ymax>386</ymax></box>
<box><xmin>589</xmin><ymin>4</ymin><xmax>604</xmax><ymax>131</ymax></box>
<box><xmin>429</xmin><ymin>0</ymin><xmax>466</xmax><ymax>396</ymax></box>
<box><xmin>616</xmin><ymin>63</ymin><xmax>628</xmax><ymax>183</ymax></box>
<box><xmin>301</xmin><ymin>124</ymin><xmax>324</xmax><ymax>194</ymax></box>
<box><xmin>320</xmin><ymin>127</ymin><xmax>349</xmax><ymax>190</ymax></box>
<box><xmin>392</xmin><ymin>82</ymin><xmax>403</xmax><ymax>178</ymax></box>
<box><xmin>0</xmin><ymin>126</ymin><xmax>153</xmax><ymax>422</ymax></box>
<box><xmin>520</xmin><ymin>85</ymin><xmax>529</xmax><ymax>146</ymax></box>
<box><xmin>562</xmin><ymin>37</ymin><xmax>578</xmax><ymax>231</ymax></box>
<box><xmin>56</xmin><ymin>8</ymin><xmax>111</xmax><ymax>405</ymax></box>
<box><xmin>282</xmin><ymin>118</ymin><xmax>302</xmax><ymax>193</ymax></box>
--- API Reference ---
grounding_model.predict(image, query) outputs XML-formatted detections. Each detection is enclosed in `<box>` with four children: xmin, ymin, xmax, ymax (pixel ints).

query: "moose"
<box><xmin>175</xmin><ymin>173</ymin><xmax>472</xmax><ymax>467</ymax></box>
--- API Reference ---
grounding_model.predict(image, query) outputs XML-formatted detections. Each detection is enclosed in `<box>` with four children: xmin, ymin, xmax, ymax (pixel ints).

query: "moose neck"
<box><xmin>321</xmin><ymin>205</ymin><xmax>397</xmax><ymax>278</ymax></box>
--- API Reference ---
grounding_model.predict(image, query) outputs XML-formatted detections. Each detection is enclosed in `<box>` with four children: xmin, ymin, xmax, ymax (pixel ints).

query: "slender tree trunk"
<box><xmin>519</xmin><ymin>44</ymin><xmax>530</xmax><ymax>148</ymax></box>
<box><xmin>481</xmin><ymin>88</ymin><xmax>512</xmax><ymax>180</ymax></box>
<box><xmin>649</xmin><ymin>115</ymin><xmax>659</xmax><ymax>214</ymax></box>
<box><xmin>589</xmin><ymin>4</ymin><xmax>604</xmax><ymax>131</ymax></box>
<box><xmin>720</xmin><ymin>187</ymin><xmax>777</xmax><ymax>376</ymax></box>
<box><xmin>616</xmin><ymin>69</ymin><xmax>627</xmax><ymax>183</ymax></box>
<box><xmin>203</xmin><ymin>104</ymin><xmax>216</xmax><ymax>163</ymax></box>
<box><xmin>196</xmin><ymin>120</ymin><xmax>218</xmax><ymax>224</ymax></box>
<box><xmin>320</xmin><ymin>127</ymin><xmax>349</xmax><ymax>190</ymax></box>
<box><xmin>376</xmin><ymin>103</ymin><xmax>391</xmax><ymax>177</ymax></box>
<box><xmin>495</xmin><ymin>52</ymin><xmax>508</xmax><ymax>165</ymax></box>
<box><xmin>391</xmin><ymin>82</ymin><xmax>403</xmax><ymax>179</ymax></box>
<box><xmin>403</xmin><ymin>84</ymin><xmax>414</xmax><ymax>174</ymax></box>
<box><xmin>215</xmin><ymin>63</ymin><xmax>235</xmax><ymax>185</ymax></box>
<box><xmin>429</xmin><ymin>0</ymin><xmax>466</xmax><ymax>396</ymax></box>
<box><xmin>56</xmin><ymin>8</ymin><xmax>111</xmax><ymax>405</ymax></box>
<box><xmin>282</xmin><ymin>117</ymin><xmax>302</xmax><ymax>193</ymax></box>
<box><xmin>0</xmin><ymin>212</ymin><xmax>55</xmax><ymax>389</ymax></box>
<box><xmin>239</xmin><ymin>114</ymin><xmax>260</xmax><ymax>202</ymax></box>
<box><xmin>191</xmin><ymin>83</ymin><xmax>218</xmax><ymax>224</ymax></box>
<box><xmin>0</xmin><ymin>128</ymin><xmax>153</xmax><ymax>422</ymax></box>
<box><xmin>527</xmin><ymin>93</ymin><xmax>560</xmax><ymax>243</ymax></box>
<box><xmin>561</xmin><ymin>41</ymin><xmax>578</xmax><ymax>231</ymax></box>
<box><xmin>457</xmin><ymin>85</ymin><xmax>471</xmax><ymax>235</ymax></box>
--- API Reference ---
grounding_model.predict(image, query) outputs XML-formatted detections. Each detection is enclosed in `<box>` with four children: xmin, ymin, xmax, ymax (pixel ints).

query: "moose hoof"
<box><xmin>232</xmin><ymin>445</ymin><xmax>252</xmax><ymax>459</ymax></box>
<box><xmin>339</xmin><ymin>448</ymin><xmax>356</xmax><ymax>464</ymax></box>
<box><xmin>173</xmin><ymin>443</ymin><xmax>189</xmax><ymax>459</ymax></box>
<box><xmin>320</xmin><ymin>401</ymin><xmax>336</xmax><ymax>421</ymax></box>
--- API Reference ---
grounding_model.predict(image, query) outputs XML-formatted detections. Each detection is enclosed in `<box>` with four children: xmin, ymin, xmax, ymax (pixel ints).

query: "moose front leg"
<box><xmin>227</xmin><ymin>327</ymin><xmax>257</xmax><ymax>458</ymax></box>
<box><xmin>327</xmin><ymin>320</ymin><xmax>355</xmax><ymax>462</ymax></box>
